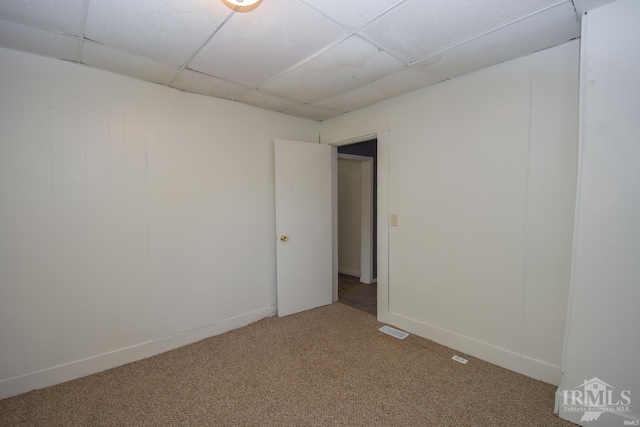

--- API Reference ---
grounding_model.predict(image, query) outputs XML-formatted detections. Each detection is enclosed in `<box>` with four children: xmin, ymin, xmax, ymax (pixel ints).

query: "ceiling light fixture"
<box><xmin>221</xmin><ymin>0</ymin><xmax>263</xmax><ymax>12</ymax></box>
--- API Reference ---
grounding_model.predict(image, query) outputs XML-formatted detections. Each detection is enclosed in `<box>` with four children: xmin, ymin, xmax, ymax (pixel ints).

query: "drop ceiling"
<box><xmin>0</xmin><ymin>0</ymin><xmax>607</xmax><ymax>121</ymax></box>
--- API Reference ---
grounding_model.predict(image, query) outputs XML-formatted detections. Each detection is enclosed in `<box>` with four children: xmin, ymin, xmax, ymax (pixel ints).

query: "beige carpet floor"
<box><xmin>0</xmin><ymin>303</ymin><xmax>575</xmax><ymax>426</ymax></box>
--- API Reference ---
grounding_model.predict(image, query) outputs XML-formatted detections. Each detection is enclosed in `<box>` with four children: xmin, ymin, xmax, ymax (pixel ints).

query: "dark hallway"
<box><xmin>338</xmin><ymin>273</ymin><xmax>376</xmax><ymax>316</ymax></box>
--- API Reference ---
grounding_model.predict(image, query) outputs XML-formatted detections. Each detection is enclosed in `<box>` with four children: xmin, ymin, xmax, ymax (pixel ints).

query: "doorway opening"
<box><xmin>336</xmin><ymin>139</ymin><xmax>377</xmax><ymax>315</ymax></box>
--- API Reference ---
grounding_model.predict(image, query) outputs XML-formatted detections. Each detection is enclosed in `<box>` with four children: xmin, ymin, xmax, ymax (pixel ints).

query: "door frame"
<box><xmin>322</xmin><ymin>119</ymin><xmax>390</xmax><ymax>322</ymax></box>
<box><xmin>337</xmin><ymin>153</ymin><xmax>374</xmax><ymax>285</ymax></box>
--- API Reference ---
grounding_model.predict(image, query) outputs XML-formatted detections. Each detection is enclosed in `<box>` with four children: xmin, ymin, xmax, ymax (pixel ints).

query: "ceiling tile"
<box><xmin>259</xmin><ymin>35</ymin><xmax>405</xmax><ymax>104</ymax></box>
<box><xmin>85</xmin><ymin>0</ymin><xmax>232</xmax><ymax>66</ymax></box>
<box><xmin>0</xmin><ymin>0</ymin><xmax>84</xmax><ymax>35</ymax></box>
<box><xmin>0</xmin><ymin>0</ymin><xmax>584</xmax><ymax>121</ymax></box>
<box><xmin>300</xmin><ymin>0</ymin><xmax>405</xmax><ymax>29</ymax></box>
<box><xmin>314</xmin><ymin>68</ymin><xmax>443</xmax><ymax>112</ymax></box>
<box><xmin>170</xmin><ymin>69</ymin><xmax>250</xmax><ymax>100</ymax></box>
<box><xmin>573</xmin><ymin>0</ymin><xmax>616</xmax><ymax>15</ymax></box>
<box><xmin>413</xmin><ymin>2</ymin><xmax>580</xmax><ymax>80</ymax></box>
<box><xmin>311</xmin><ymin>86</ymin><xmax>386</xmax><ymax>114</ymax></box>
<box><xmin>359</xmin><ymin>0</ymin><xmax>569</xmax><ymax>63</ymax></box>
<box><xmin>236</xmin><ymin>90</ymin><xmax>306</xmax><ymax>113</ymax></box>
<box><xmin>188</xmin><ymin>0</ymin><xmax>348</xmax><ymax>87</ymax></box>
<box><xmin>82</xmin><ymin>41</ymin><xmax>180</xmax><ymax>85</ymax></box>
<box><xmin>361</xmin><ymin>67</ymin><xmax>444</xmax><ymax>95</ymax></box>
<box><xmin>0</xmin><ymin>19</ymin><xmax>78</xmax><ymax>61</ymax></box>
<box><xmin>283</xmin><ymin>104</ymin><xmax>343</xmax><ymax>121</ymax></box>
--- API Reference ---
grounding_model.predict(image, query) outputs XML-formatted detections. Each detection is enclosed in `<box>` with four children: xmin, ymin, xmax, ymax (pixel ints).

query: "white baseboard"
<box><xmin>338</xmin><ymin>268</ymin><xmax>360</xmax><ymax>277</ymax></box>
<box><xmin>378</xmin><ymin>311</ymin><xmax>562</xmax><ymax>386</ymax></box>
<box><xmin>0</xmin><ymin>306</ymin><xmax>277</xmax><ymax>400</ymax></box>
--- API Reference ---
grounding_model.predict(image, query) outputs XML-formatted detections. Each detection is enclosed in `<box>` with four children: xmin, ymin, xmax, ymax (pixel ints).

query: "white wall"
<box><xmin>0</xmin><ymin>47</ymin><xmax>319</xmax><ymax>399</ymax></box>
<box><xmin>337</xmin><ymin>159</ymin><xmax>361</xmax><ymax>277</ymax></box>
<box><xmin>321</xmin><ymin>41</ymin><xmax>580</xmax><ymax>385</ymax></box>
<box><xmin>0</xmin><ymin>37</ymin><xmax>584</xmax><ymax>399</ymax></box>
<box><xmin>557</xmin><ymin>1</ymin><xmax>640</xmax><ymax>424</ymax></box>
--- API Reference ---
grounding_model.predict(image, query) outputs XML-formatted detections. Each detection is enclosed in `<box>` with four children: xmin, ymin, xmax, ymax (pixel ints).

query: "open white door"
<box><xmin>275</xmin><ymin>139</ymin><xmax>333</xmax><ymax>317</ymax></box>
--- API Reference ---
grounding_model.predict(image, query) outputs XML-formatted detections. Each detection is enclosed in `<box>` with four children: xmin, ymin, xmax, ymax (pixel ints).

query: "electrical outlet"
<box><xmin>452</xmin><ymin>355</ymin><xmax>468</xmax><ymax>364</ymax></box>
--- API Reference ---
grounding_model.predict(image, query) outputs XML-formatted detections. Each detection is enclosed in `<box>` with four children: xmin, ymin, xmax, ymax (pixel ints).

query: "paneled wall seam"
<box><xmin>520</xmin><ymin>56</ymin><xmax>534</xmax><ymax>357</ymax></box>
<box><xmin>559</xmin><ymin>15</ymin><xmax>587</xmax><ymax>376</ymax></box>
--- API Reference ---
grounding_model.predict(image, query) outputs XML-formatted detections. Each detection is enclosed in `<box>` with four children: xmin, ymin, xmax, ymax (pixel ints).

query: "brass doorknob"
<box><xmin>279</xmin><ymin>235</ymin><xmax>288</xmax><ymax>241</ymax></box>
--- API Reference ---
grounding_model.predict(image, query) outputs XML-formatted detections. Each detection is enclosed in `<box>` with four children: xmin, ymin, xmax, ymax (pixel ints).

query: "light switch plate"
<box><xmin>390</xmin><ymin>214</ymin><xmax>398</xmax><ymax>226</ymax></box>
